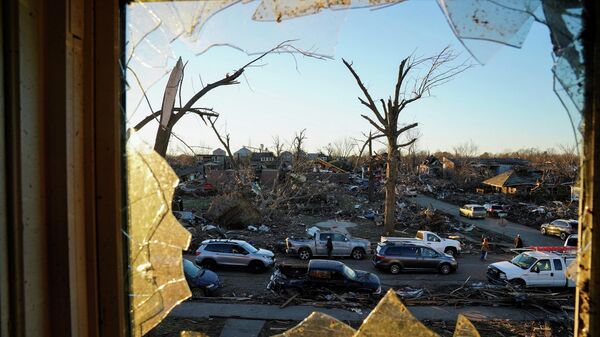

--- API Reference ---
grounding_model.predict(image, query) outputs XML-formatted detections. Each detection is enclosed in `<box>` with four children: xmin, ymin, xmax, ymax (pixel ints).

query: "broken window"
<box><xmin>124</xmin><ymin>0</ymin><xmax>584</xmax><ymax>336</ymax></box>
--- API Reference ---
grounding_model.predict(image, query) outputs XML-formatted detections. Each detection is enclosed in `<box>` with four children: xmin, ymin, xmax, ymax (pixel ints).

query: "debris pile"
<box><xmin>205</xmin><ymin>192</ymin><xmax>261</xmax><ymax>229</ymax></box>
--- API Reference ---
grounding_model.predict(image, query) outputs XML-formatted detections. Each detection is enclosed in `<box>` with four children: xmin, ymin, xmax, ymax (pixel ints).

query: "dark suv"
<box><xmin>373</xmin><ymin>242</ymin><xmax>458</xmax><ymax>275</ymax></box>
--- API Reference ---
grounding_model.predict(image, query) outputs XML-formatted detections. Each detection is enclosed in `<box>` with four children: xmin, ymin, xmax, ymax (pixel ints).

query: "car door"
<box><xmin>528</xmin><ymin>259</ymin><xmax>555</xmax><ymax>286</ymax></box>
<box><xmin>216</xmin><ymin>244</ymin><xmax>236</xmax><ymax>265</ymax></box>
<box><xmin>316</xmin><ymin>233</ymin><xmax>331</xmax><ymax>256</ymax></box>
<box><xmin>419</xmin><ymin>247</ymin><xmax>440</xmax><ymax>270</ymax></box>
<box><xmin>551</xmin><ymin>258</ymin><xmax>567</xmax><ymax>286</ymax></box>
<box><xmin>230</xmin><ymin>244</ymin><xmax>249</xmax><ymax>266</ymax></box>
<box><xmin>401</xmin><ymin>246</ymin><xmax>419</xmax><ymax>269</ymax></box>
<box><xmin>332</xmin><ymin>233</ymin><xmax>350</xmax><ymax>256</ymax></box>
<box><xmin>549</xmin><ymin>220</ymin><xmax>562</xmax><ymax>235</ymax></box>
<box><xmin>425</xmin><ymin>233</ymin><xmax>442</xmax><ymax>253</ymax></box>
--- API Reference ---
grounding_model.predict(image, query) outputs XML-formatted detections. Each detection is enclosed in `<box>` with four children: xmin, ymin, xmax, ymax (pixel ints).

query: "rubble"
<box><xmin>205</xmin><ymin>192</ymin><xmax>261</xmax><ymax>229</ymax></box>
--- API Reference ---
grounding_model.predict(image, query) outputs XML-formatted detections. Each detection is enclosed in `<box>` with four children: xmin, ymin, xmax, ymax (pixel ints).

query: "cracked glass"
<box><xmin>127</xmin><ymin>132</ymin><xmax>192</xmax><ymax>337</ymax></box>
<box><xmin>124</xmin><ymin>0</ymin><xmax>582</xmax><ymax>335</ymax></box>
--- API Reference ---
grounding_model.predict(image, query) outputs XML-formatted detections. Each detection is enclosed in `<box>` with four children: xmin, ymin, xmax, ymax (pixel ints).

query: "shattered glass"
<box><xmin>127</xmin><ymin>0</ymin><xmax>583</xmax><ymax>119</ymax></box>
<box><xmin>355</xmin><ymin>289</ymin><xmax>440</xmax><ymax>336</ymax></box>
<box><xmin>272</xmin><ymin>290</ymin><xmax>481</xmax><ymax>337</ymax></box>
<box><xmin>273</xmin><ymin>312</ymin><xmax>356</xmax><ymax>337</ymax></box>
<box><xmin>127</xmin><ymin>131</ymin><xmax>192</xmax><ymax>337</ymax></box>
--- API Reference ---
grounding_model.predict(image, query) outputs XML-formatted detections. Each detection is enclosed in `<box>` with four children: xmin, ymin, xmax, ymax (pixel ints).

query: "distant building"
<box><xmin>174</xmin><ymin>164</ymin><xmax>205</xmax><ymax>182</ymax></box>
<box><xmin>234</xmin><ymin>147</ymin><xmax>252</xmax><ymax>159</ymax></box>
<box><xmin>251</xmin><ymin>152</ymin><xmax>276</xmax><ymax>169</ymax></box>
<box><xmin>418</xmin><ymin>156</ymin><xmax>455</xmax><ymax>178</ymax></box>
<box><xmin>212</xmin><ymin>148</ymin><xmax>226</xmax><ymax>156</ymax></box>
<box><xmin>279</xmin><ymin>151</ymin><xmax>293</xmax><ymax>164</ymax></box>
<box><xmin>482</xmin><ymin>169</ymin><xmax>541</xmax><ymax>194</ymax></box>
<box><xmin>472</xmin><ymin>157</ymin><xmax>530</xmax><ymax>175</ymax></box>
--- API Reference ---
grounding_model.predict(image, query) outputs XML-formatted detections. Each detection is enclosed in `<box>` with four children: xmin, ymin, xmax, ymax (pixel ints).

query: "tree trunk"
<box><xmin>383</xmin><ymin>139</ymin><xmax>398</xmax><ymax>234</ymax></box>
<box><xmin>153</xmin><ymin>125</ymin><xmax>172</xmax><ymax>157</ymax></box>
<box><xmin>368</xmin><ymin>137</ymin><xmax>374</xmax><ymax>202</ymax></box>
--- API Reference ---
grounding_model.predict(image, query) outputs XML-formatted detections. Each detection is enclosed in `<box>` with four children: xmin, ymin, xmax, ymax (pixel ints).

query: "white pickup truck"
<box><xmin>380</xmin><ymin>230</ymin><xmax>462</xmax><ymax>257</ymax></box>
<box><xmin>487</xmin><ymin>250</ymin><xmax>576</xmax><ymax>288</ymax></box>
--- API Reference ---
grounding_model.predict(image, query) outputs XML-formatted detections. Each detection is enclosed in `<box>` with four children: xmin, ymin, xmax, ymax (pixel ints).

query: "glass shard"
<box><xmin>127</xmin><ymin>131</ymin><xmax>192</xmax><ymax>337</ymax></box>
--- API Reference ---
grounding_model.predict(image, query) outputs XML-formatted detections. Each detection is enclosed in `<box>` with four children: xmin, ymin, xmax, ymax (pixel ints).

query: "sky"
<box><xmin>127</xmin><ymin>0</ymin><xmax>581</xmax><ymax>155</ymax></box>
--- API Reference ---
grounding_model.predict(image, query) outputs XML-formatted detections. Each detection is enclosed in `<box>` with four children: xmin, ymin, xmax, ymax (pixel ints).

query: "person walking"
<box><xmin>514</xmin><ymin>234</ymin><xmax>523</xmax><ymax>249</ymax></box>
<box><xmin>480</xmin><ymin>238</ymin><xmax>490</xmax><ymax>261</ymax></box>
<box><xmin>326</xmin><ymin>237</ymin><xmax>334</xmax><ymax>259</ymax></box>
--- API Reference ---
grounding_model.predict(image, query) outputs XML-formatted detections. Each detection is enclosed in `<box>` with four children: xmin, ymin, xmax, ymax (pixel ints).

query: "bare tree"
<box><xmin>331</xmin><ymin>137</ymin><xmax>357</xmax><ymax>159</ymax></box>
<box><xmin>343</xmin><ymin>47</ymin><xmax>470</xmax><ymax>234</ymax></box>
<box><xmin>292</xmin><ymin>129</ymin><xmax>307</xmax><ymax>164</ymax></box>
<box><xmin>272</xmin><ymin>135</ymin><xmax>285</xmax><ymax>157</ymax></box>
<box><xmin>453</xmin><ymin>140</ymin><xmax>479</xmax><ymax>158</ymax></box>
<box><xmin>133</xmin><ymin>41</ymin><xmax>324</xmax><ymax>157</ymax></box>
<box><xmin>207</xmin><ymin>116</ymin><xmax>237</xmax><ymax>170</ymax></box>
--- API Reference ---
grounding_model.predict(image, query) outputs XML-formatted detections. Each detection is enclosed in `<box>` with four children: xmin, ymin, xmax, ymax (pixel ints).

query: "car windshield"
<box><xmin>474</xmin><ymin>207</ymin><xmax>486</xmax><ymax>212</ymax></box>
<box><xmin>511</xmin><ymin>254</ymin><xmax>537</xmax><ymax>269</ymax></box>
<box><xmin>491</xmin><ymin>205</ymin><xmax>502</xmax><ymax>210</ymax></box>
<box><xmin>240</xmin><ymin>242</ymin><xmax>258</xmax><ymax>253</ymax></box>
<box><xmin>342</xmin><ymin>265</ymin><xmax>357</xmax><ymax>280</ymax></box>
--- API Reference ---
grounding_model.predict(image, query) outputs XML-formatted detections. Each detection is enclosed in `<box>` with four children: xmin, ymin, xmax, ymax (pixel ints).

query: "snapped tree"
<box><xmin>343</xmin><ymin>47</ymin><xmax>470</xmax><ymax>234</ymax></box>
<box><xmin>133</xmin><ymin>41</ymin><xmax>324</xmax><ymax>158</ymax></box>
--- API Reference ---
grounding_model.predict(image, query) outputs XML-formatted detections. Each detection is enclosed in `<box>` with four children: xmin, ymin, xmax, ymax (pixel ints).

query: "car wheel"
<box><xmin>541</xmin><ymin>228</ymin><xmax>546</xmax><ymax>235</ymax></box>
<box><xmin>298</xmin><ymin>248</ymin><xmax>312</xmax><ymax>260</ymax></box>
<box><xmin>444</xmin><ymin>247</ymin><xmax>457</xmax><ymax>257</ymax></box>
<box><xmin>249</xmin><ymin>260</ymin><xmax>265</xmax><ymax>273</ymax></box>
<box><xmin>439</xmin><ymin>264</ymin><xmax>452</xmax><ymax>275</ymax></box>
<box><xmin>389</xmin><ymin>263</ymin><xmax>401</xmax><ymax>275</ymax></box>
<box><xmin>510</xmin><ymin>278</ymin><xmax>526</xmax><ymax>290</ymax></box>
<box><xmin>351</xmin><ymin>248</ymin><xmax>365</xmax><ymax>260</ymax></box>
<box><xmin>560</xmin><ymin>232</ymin><xmax>568</xmax><ymax>241</ymax></box>
<box><xmin>200</xmin><ymin>259</ymin><xmax>216</xmax><ymax>270</ymax></box>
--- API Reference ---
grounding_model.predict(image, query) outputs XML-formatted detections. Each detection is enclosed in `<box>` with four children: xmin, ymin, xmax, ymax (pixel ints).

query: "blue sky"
<box><xmin>128</xmin><ymin>0</ymin><xmax>581</xmax><ymax>155</ymax></box>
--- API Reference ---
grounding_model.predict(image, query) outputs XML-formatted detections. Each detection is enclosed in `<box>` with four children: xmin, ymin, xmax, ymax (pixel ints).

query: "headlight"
<box><xmin>206</xmin><ymin>283</ymin><xmax>216</xmax><ymax>289</ymax></box>
<box><xmin>375</xmin><ymin>286</ymin><xmax>382</xmax><ymax>295</ymax></box>
<box><xmin>499</xmin><ymin>273</ymin><xmax>507</xmax><ymax>280</ymax></box>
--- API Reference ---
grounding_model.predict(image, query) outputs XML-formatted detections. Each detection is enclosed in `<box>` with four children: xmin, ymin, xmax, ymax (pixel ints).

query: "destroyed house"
<box><xmin>472</xmin><ymin>157</ymin><xmax>530</xmax><ymax>175</ymax></box>
<box><xmin>418</xmin><ymin>156</ymin><xmax>454</xmax><ymax>178</ymax></box>
<box><xmin>279</xmin><ymin>151</ymin><xmax>293</xmax><ymax>164</ymax></box>
<box><xmin>482</xmin><ymin>169</ymin><xmax>541</xmax><ymax>194</ymax></box>
<box><xmin>250</xmin><ymin>152</ymin><xmax>277</xmax><ymax>169</ymax></box>
<box><xmin>174</xmin><ymin>164</ymin><xmax>205</xmax><ymax>182</ymax></box>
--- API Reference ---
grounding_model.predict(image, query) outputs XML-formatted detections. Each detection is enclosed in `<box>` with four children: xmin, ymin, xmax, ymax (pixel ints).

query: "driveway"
<box><xmin>410</xmin><ymin>194</ymin><xmax>563</xmax><ymax>246</ymax></box>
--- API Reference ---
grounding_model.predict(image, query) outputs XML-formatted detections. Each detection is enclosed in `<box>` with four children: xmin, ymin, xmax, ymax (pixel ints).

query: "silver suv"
<box><xmin>195</xmin><ymin>239</ymin><xmax>275</xmax><ymax>272</ymax></box>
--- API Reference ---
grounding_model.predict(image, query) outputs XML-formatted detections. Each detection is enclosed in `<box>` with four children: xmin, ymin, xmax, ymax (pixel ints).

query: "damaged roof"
<box><xmin>483</xmin><ymin>169</ymin><xmax>541</xmax><ymax>187</ymax></box>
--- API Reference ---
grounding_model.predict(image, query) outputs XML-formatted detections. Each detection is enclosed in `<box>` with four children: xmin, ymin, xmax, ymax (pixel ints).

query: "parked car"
<box><xmin>380</xmin><ymin>230</ymin><xmax>462</xmax><ymax>257</ymax></box>
<box><xmin>286</xmin><ymin>228</ymin><xmax>370</xmax><ymax>260</ymax></box>
<box><xmin>487</xmin><ymin>250</ymin><xmax>576</xmax><ymax>288</ymax></box>
<box><xmin>564</xmin><ymin>234</ymin><xmax>578</xmax><ymax>247</ymax></box>
<box><xmin>482</xmin><ymin>203</ymin><xmax>508</xmax><ymax>217</ymax></box>
<box><xmin>540</xmin><ymin>219</ymin><xmax>578</xmax><ymax>240</ymax></box>
<box><xmin>195</xmin><ymin>239</ymin><xmax>275</xmax><ymax>272</ymax></box>
<box><xmin>267</xmin><ymin>259</ymin><xmax>382</xmax><ymax>295</ymax></box>
<box><xmin>459</xmin><ymin>204</ymin><xmax>487</xmax><ymax>219</ymax></box>
<box><xmin>373</xmin><ymin>242</ymin><xmax>458</xmax><ymax>275</ymax></box>
<box><xmin>182</xmin><ymin>259</ymin><xmax>220</xmax><ymax>296</ymax></box>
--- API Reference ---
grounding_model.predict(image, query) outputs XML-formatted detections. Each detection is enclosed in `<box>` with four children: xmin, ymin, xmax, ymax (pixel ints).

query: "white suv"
<box><xmin>195</xmin><ymin>239</ymin><xmax>275</xmax><ymax>272</ymax></box>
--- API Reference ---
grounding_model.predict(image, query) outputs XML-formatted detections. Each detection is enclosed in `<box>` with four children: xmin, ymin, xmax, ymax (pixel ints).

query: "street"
<box><xmin>411</xmin><ymin>194</ymin><xmax>564</xmax><ymax>246</ymax></box>
<box><xmin>187</xmin><ymin>253</ymin><xmax>513</xmax><ymax>298</ymax></box>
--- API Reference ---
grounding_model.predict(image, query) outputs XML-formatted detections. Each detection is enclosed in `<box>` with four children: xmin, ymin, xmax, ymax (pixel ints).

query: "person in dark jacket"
<box><xmin>326</xmin><ymin>237</ymin><xmax>333</xmax><ymax>259</ymax></box>
<box><xmin>514</xmin><ymin>234</ymin><xmax>523</xmax><ymax>248</ymax></box>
